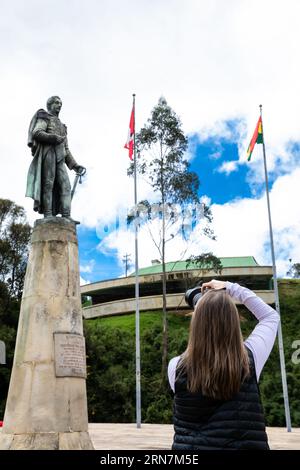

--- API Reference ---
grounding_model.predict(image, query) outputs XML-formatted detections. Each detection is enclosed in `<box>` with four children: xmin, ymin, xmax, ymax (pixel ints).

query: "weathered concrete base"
<box><xmin>0</xmin><ymin>218</ymin><xmax>94</xmax><ymax>450</ymax></box>
<box><xmin>0</xmin><ymin>431</ymin><xmax>94</xmax><ymax>450</ymax></box>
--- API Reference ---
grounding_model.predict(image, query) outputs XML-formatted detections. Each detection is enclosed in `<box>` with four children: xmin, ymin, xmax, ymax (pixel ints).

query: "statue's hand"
<box><xmin>34</xmin><ymin>131</ymin><xmax>65</xmax><ymax>145</ymax></box>
<box><xmin>55</xmin><ymin>134</ymin><xmax>66</xmax><ymax>145</ymax></box>
<box><xmin>74</xmin><ymin>165</ymin><xmax>86</xmax><ymax>175</ymax></box>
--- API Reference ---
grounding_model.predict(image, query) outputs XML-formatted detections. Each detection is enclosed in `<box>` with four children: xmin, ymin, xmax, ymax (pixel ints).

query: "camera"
<box><xmin>185</xmin><ymin>285</ymin><xmax>207</xmax><ymax>309</ymax></box>
<box><xmin>185</xmin><ymin>285</ymin><xmax>226</xmax><ymax>309</ymax></box>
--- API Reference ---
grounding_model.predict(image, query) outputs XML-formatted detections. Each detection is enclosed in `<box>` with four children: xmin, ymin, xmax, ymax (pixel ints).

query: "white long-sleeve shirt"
<box><xmin>168</xmin><ymin>282</ymin><xmax>280</xmax><ymax>392</ymax></box>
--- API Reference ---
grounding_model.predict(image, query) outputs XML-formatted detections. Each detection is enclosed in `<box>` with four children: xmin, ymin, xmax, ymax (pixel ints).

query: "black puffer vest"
<box><xmin>172</xmin><ymin>348</ymin><xmax>269</xmax><ymax>450</ymax></box>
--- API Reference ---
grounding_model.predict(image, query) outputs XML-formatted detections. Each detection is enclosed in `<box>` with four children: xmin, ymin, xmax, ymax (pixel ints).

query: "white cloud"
<box><xmin>1</xmin><ymin>0</ymin><xmax>300</xmax><ymax>276</ymax></box>
<box><xmin>217</xmin><ymin>160</ymin><xmax>239</xmax><ymax>175</ymax></box>
<box><xmin>80</xmin><ymin>276</ymin><xmax>90</xmax><ymax>286</ymax></box>
<box><xmin>200</xmin><ymin>195</ymin><xmax>212</xmax><ymax>206</ymax></box>
<box><xmin>80</xmin><ymin>260</ymin><xmax>96</xmax><ymax>274</ymax></box>
<box><xmin>208</xmin><ymin>151</ymin><xmax>222</xmax><ymax>160</ymax></box>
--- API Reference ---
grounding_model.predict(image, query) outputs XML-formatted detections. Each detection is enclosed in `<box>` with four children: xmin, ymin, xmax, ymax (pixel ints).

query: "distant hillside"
<box><xmin>84</xmin><ymin>279</ymin><xmax>300</xmax><ymax>426</ymax></box>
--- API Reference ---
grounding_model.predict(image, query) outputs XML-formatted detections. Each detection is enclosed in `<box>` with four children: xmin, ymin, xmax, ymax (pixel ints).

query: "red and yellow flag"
<box><xmin>247</xmin><ymin>116</ymin><xmax>263</xmax><ymax>161</ymax></box>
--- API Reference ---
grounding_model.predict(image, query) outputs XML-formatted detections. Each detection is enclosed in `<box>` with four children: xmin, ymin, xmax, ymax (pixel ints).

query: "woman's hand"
<box><xmin>201</xmin><ymin>279</ymin><xmax>227</xmax><ymax>293</ymax></box>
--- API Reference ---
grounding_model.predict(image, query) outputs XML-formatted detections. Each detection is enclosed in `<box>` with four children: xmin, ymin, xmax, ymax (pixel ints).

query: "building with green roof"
<box><xmin>133</xmin><ymin>256</ymin><xmax>259</xmax><ymax>276</ymax></box>
<box><xmin>81</xmin><ymin>256</ymin><xmax>275</xmax><ymax>319</ymax></box>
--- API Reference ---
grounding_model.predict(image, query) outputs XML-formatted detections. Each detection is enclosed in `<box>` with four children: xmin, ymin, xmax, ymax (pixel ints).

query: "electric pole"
<box><xmin>122</xmin><ymin>253</ymin><xmax>132</xmax><ymax>277</ymax></box>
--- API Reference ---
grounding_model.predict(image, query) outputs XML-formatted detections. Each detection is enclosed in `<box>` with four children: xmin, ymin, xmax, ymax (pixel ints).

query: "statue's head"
<box><xmin>47</xmin><ymin>96</ymin><xmax>62</xmax><ymax>116</ymax></box>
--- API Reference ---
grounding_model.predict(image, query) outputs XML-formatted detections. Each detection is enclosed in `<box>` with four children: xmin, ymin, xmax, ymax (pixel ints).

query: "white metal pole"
<box><xmin>133</xmin><ymin>94</ymin><xmax>141</xmax><ymax>428</ymax></box>
<box><xmin>260</xmin><ymin>104</ymin><xmax>291</xmax><ymax>432</ymax></box>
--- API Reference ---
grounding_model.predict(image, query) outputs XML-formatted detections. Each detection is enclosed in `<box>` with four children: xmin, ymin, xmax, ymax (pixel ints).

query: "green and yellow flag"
<box><xmin>247</xmin><ymin>116</ymin><xmax>263</xmax><ymax>161</ymax></box>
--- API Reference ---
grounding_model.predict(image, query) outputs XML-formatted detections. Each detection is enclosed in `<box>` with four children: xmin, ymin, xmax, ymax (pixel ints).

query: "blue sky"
<box><xmin>78</xmin><ymin>226</ymin><xmax>123</xmax><ymax>283</ymax></box>
<box><xmin>189</xmin><ymin>133</ymin><xmax>252</xmax><ymax>205</ymax></box>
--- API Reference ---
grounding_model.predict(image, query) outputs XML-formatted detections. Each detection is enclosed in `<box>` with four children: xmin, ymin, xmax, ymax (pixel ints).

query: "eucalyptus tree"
<box><xmin>128</xmin><ymin>97</ymin><xmax>214</xmax><ymax>379</ymax></box>
<box><xmin>287</xmin><ymin>263</ymin><xmax>300</xmax><ymax>278</ymax></box>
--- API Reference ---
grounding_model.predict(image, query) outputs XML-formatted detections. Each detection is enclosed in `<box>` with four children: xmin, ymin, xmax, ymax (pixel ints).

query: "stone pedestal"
<box><xmin>0</xmin><ymin>218</ymin><xmax>94</xmax><ymax>450</ymax></box>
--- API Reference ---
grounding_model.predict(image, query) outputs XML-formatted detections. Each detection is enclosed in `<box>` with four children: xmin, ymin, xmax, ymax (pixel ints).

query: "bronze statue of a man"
<box><xmin>26</xmin><ymin>96</ymin><xmax>85</xmax><ymax>218</ymax></box>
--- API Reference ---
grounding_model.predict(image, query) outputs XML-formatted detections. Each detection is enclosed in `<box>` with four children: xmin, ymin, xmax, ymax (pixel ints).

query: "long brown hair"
<box><xmin>179</xmin><ymin>289</ymin><xmax>250</xmax><ymax>400</ymax></box>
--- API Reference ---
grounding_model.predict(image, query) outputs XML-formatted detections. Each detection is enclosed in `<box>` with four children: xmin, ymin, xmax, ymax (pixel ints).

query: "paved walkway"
<box><xmin>88</xmin><ymin>423</ymin><xmax>300</xmax><ymax>450</ymax></box>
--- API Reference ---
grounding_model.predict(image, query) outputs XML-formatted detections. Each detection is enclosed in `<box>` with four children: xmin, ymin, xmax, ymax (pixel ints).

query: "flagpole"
<box><xmin>259</xmin><ymin>104</ymin><xmax>292</xmax><ymax>432</ymax></box>
<box><xmin>133</xmin><ymin>93</ymin><xmax>141</xmax><ymax>428</ymax></box>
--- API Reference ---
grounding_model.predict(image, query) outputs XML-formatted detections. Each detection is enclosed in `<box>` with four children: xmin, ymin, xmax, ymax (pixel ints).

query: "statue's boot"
<box><xmin>43</xmin><ymin>189</ymin><xmax>53</xmax><ymax>218</ymax></box>
<box><xmin>61</xmin><ymin>191</ymin><xmax>79</xmax><ymax>223</ymax></box>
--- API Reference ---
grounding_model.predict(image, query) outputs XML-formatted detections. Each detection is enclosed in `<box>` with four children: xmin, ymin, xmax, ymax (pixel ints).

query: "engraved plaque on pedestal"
<box><xmin>54</xmin><ymin>333</ymin><xmax>87</xmax><ymax>378</ymax></box>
